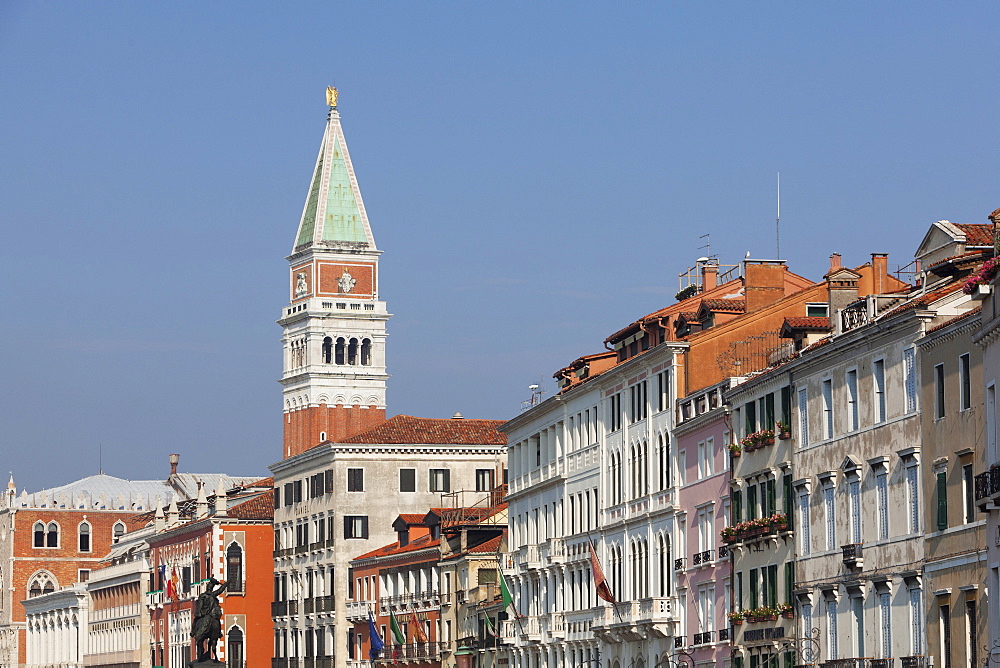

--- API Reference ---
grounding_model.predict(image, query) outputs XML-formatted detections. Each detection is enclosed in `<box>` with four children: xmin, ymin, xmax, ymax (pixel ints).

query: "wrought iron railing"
<box><xmin>673</xmin><ymin>636</ymin><xmax>685</xmax><ymax>648</ymax></box>
<box><xmin>718</xmin><ymin>627</ymin><xmax>730</xmax><ymax>641</ymax></box>
<box><xmin>868</xmin><ymin>660</ymin><xmax>893</xmax><ymax>668</ymax></box>
<box><xmin>899</xmin><ymin>658</ymin><xmax>929</xmax><ymax>668</ymax></box>
<box><xmin>673</xmin><ymin>558</ymin><xmax>686</xmax><ymax>571</ymax></box>
<box><xmin>975</xmin><ymin>467</ymin><xmax>1000</xmax><ymax>503</ymax></box>
<box><xmin>841</xmin><ymin>543</ymin><xmax>863</xmax><ymax>564</ymax></box>
<box><xmin>692</xmin><ymin>549</ymin><xmax>713</xmax><ymax>565</ymax></box>
<box><xmin>693</xmin><ymin>631</ymin><xmax>713</xmax><ymax>645</ymax></box>
<box><xmin>718</xmin><ymin>544</ymin><xmax>730</xmax><ymax>559</ymax></box>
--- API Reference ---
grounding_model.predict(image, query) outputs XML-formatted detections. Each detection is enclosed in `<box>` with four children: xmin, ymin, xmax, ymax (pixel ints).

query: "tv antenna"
<box><xmin>699</xmin><ymin>233</ymin><xmax>712</xmax><ymax>259</ymax></box>
<box><xmin>775</xmin><ymin>172</ymin><xmax>781</xmax><ymax>260</ymax></box>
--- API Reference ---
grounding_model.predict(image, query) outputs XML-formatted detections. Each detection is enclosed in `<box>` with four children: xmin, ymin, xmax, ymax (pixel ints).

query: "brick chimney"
<box><xmin>702</xmin><ymin>261</ymin><xmax>719</xmax><ymax>291</ymax></box>
<box><xmin>169</xmin><ymin>453</ymin><xmax>180</xmax><ymax>477</ymax></box>
<box><xmin>828</xmin><ymin>253</ymin><xmax>842</xmax><ymax>274</ymax></box>
<box><xmin>871</xmin><ymin>253</ymin><xmax>888</xmax><ymax>294</ymax></box>
<box><xmin>744</xmin><ymin>262</ymin><xmax>786</xmax><ymax>312</ymax></box>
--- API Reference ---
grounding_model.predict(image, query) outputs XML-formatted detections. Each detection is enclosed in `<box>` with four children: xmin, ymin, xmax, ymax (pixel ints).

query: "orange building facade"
<box><xmin>147</xmin><ymin>485</ymin><xmax>274</xmax><ymax>668</ymax></box>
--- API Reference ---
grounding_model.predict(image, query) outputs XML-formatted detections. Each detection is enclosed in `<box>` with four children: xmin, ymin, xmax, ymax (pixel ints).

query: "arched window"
<box><xmin>113</xmin><ymin>522</ymin><xmax>126</xmax><ymax>544</ymax></box>
<box><xmin>361</xmin><ymin>339</ymin><xmax>372</xmax><ymax>366</ymax></box>
<box><xmin>33</xmin><ymin>522</ymin><xmax>45</xmax><ymax>548</ymax></box>
<box><xmin>347</xmin><ymin>338</ymin><xmax>358</xmax><ymax>365</ymax></box>
<box><xmin>46</xmin><ymin>522</ymin><xmax>58</xmax><ymax>548</ymax></box>
<box><xmin>27</xmin><ymin>571</ymin><xmax>56</xmax><ymax>598</ymax></box>
<box><xmin>335</xmin><ymin>338</ymin><xmax>345</xmax><ymax>365</ymax></box>
<box><xmin>322</xmin><ymin>337</ymin><xmax>332</xmax><ymax>364</ymax></box>
<box><xmin>227</xmin><ymin>542</ymin><xmax>244</xmax><ymax>593</ymax></box>
<box><xmin>78</xmin><ymin>522</ymin><xmax>91</xmax><ymax>552</ymax></box>
<box><xmin>227</xmin><ymin>626</ymin><xmax>244</xmax><ymax>668</ymax></box>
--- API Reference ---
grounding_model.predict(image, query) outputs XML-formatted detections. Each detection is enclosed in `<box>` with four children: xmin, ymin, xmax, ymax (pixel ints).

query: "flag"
<box><xmin>483</xmin><ymin>613</ymin><xmax>499</xmax><ymax>638</ymax></box>
<box><xmin>368</xmin><ymin>612</ymin><xmax>385</xmax><ymax>660</ymax></box>
<box><xmin>389</xmin><ymin>610</ymin><xmax>406</xmax><ymax>645</ymax></box>
<box><xmin>589</xmin><ymin>540</ymin><xmax>616</xmax><ymax>603</ymax></box>
<box><xmin>412</xmin><ymin>613</ymin><xmax>428</xmax><ymax>643</ymax></box>
<box><xmin>165</xmin><ymin>565</ymin><xmax>178</xmax><ymax>600</ymax></box>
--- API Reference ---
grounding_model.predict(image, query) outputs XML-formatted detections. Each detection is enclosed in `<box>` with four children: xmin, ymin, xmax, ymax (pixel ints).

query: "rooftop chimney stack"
<box><xmin>829</xmin><ymin>253</ymin><xmax>842</xmax><ymax>273</ymax></box>
<box><xmin>702</xmin><ymin>260</ymin><xmax>719</xmax><ymax>291</ymax></box>
<box><xmin>871</xmin><ymin>253</ymin><xmax>888</xmax><ymax>294</ymax></box>
<box><xmin>169</xmin><ymin>454</ymin><xmax>179</xmax><ymax>477</ymax></box>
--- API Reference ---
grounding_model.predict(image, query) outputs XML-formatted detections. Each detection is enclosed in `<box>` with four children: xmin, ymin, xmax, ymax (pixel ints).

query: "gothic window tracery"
<box><xmin>78</xmin><ymin>522</ymin><xmax>91</xmax><ymax>552</ymax></box>
<box><xmin>27</xmin><ymin>571</ymin><xmax>56</xmax><ymax>598</ymax></box>
<box><xmin>113</xmin><ymin>522</ymin><xmax>126</xmax><ymax>544</ymax></box>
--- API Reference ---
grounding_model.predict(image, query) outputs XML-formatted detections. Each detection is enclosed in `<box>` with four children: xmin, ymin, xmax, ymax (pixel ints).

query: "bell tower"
<box><xmin>278</xmin><ymin>88</ymin><xmax>390</xmax><ymax>458</ymax></box>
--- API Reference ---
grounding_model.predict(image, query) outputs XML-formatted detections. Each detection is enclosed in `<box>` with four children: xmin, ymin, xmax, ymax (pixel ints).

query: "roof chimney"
<box><xmin>702</xmin><ymin>261</ymin><xmax>719</xmax><ymax>291</ymax></box>
<box><xmin>452</xmin><ymin>412</ymin><xmax>464</xmax><ymax>420</ymax></box>
<box><xmin>744</xmin><ymin>261</ymin><xmax>787</xmax><ymax>312</ymax></box>
<box><xmin>871</xmin><ymin>253</ymin><xmax>888</xmax><ymax>294</ymax></box>
<box><xmin>168</xmin><ymin>454</ymin><xmax>180</xmax><ymax>477</ymax></box>
<box><xmin>829</xmin><ymin>253</ymin><xmax>842</xmax><ymax>273</ymax></box>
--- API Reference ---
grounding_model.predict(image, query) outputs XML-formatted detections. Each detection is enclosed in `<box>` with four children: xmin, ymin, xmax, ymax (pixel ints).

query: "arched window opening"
<box><xmin>361</xmin><ymin>339</ymin><xmax>372</xmax><ymax>366</ymax></box>
<box><xmin>322</xmin><ymin>337</ymin><xmax>333</xmax><ymax>364</ymax></box>
<box><xmin>78</xmin><ymin>523</ymin><xmax>91</xmax><ymax>552</ymax></box>
<box><xmin>28</xmin><ymin>572</ymin><xmax>56</xmax><ymax>599</ymax></box>
<box><xmin>33</xmin><ymin>522</ymin><xmax>45</xmax><ymax>548</ymax></box>
<box><xmin>227</xmin><ymin>542</ymin><xmax>244</xmax><ymax>593</ymax></box>
<box><xmin>46</xmin><ymin>523</ymin><xmax>58</xmax><ymax>548</ymax></box>
<box><xmin>335</xmin><ymin>338</ymin><xmax>346</xmax><ymax>365</ymax></box>
<box><xmin>227</xmin><ymin>626</ymin><xmax>244</xmax><ymax>668</ymax></box>
<box><xmin>113</xmin><ymin>522</ymin><xmax>126</xmax><ymax>544</ymax></box>
<box><xmin>347</xmin><ymin>339</ymin><xmax>358</xmax><ymax>365</ymax></box>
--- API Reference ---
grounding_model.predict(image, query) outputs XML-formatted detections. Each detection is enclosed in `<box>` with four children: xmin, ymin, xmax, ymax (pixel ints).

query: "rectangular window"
<box><xmin>399</xmin><ymin>469</ymin><xmax>416</xmax><ymax>493</ymax></box>
<box><xmin>846</xmin><ymin>369</ymin><xmax>859</xmax><ymax>431</ymax></box>
<box><xmin>747</xmin><ymin>485</ymin><xmax>758</xmax><ymax>521</ymax></box>
<box><xmin>799</xmin><ymin>491</ymin><xmax>811</xmax><ymax>555</ymax></box>
<box><xmin>827</xmin><ymin>598</ymin><xmax>839</xmax><ymax>660</ymax></box>
<box><xmin>765</xmin><ymin>479</ymin><xmax>777</xmax><ymax>517</ymax></box>
<box><xmin>745</xmin><ymin>401</ymin><xmax>757</xmax><ymax>435</ymax></box>
<box><xmin>960</xmin><ymin>353</ymin><xmax>971</xmax><ymax>411</ymax></box>
<box><xmin>347</xmin><ymin>468</ymin><xmax>364</xmax><ymax>492</ymax></box>
<box><xmin>764</xmin><ymin>393</ymin><xmax>775</xmax><ymax>431</ymax></box>
<box><xmin>324</xmin><ymin>469</ymin><xmax>334</xmax><ymax>493</ymax></box>
<box><xmin>964</xmin><ymin>464</ymin><xmax>975</xmax><ymax>524</ymax></box>
<box><xmin>344</xmin><ymin>515</ymin><xmax>368</xmax><ymax>539</ymax></box>
<box><xmin>783</xmin><ymin>474</ymin><xmax>794</xmax><ymax>530</ymax></box>
<box><xmin>880</xmin><ymin>592</ymin><xmax>892</xmax><ymax>659</ymax></box>
<box><xmin>429</xmin><ymin>468</ymin><xmax>451</xmax><ymax>492</ymax></box>
<box><xmin>937</xmin><ymin>471</ymin><xmax>948</xmax><ymax>531</ymax></box>
<box><xmin>293</xmin><ymin>480</ymin><xmax>302</xmax><ymax>503</ymax></box>
<box><xmin>935</xmin><ymin>363</ymin><xmax>946</xmax><ymax>419</ymax></box>
<box><xmin>736</xmin><ymin>572</ymin><xmax>744</xmax><ymax>611</ymax></box>
<box><xmin>822</xmin><ymin>379</ymin><xmax>834</xmax><ymax>439</ymax></box>
<box><xmin>940</xmin><ymin>604</ymin><xmax>952</xmax><ymax>668</ymax></box>
<box><xmin>766</xmin><ymin>564</ymin><xmax>778</xmax><ymax>607</ymax></box>
<box><xmin>876</xmin><ymin>470</ymin><xmax>889</xmax><ymax>540</ymax></box>
<box><xmin>798</xmin><ymin>387</ymin><xmax>809</xmax><ymax>446</ymax></box>
<box><xmin>749</xmin><ymin>568</ymin><xmax>759</xmax><ymax>608</ymax></box>
<box><xmin>824</xmin><ymin>485</ymin><xmax>836</xmax><ymax>550</ymax></box>
<box><xmin>989</xmin><ymin>384</ymin><xmax>997</xmax><ymax>462</ymax></box>
<box><xmin>784</xmin><ymin>562</ymin><xmax>794</xmax><ymax>606</ymax></box>
<box><xmin>733</xmin><ymin>490</ymin><xmax>742</xmax><ymax>523</ymax></box>
<box><xmin>907</xmin><ymin>465</ymin><xmax>920</xmax><ymax>534</ymax></box>
<box><xmin>849</xmin><ymin>479</ymin><xmax>861</xmax><ymax>544</ymax></box>
<box><xmin>853</xmin><ymin>596</ymin><xmax>865</xmax><ymax>657</ymax></box>
<box><xmin>910</xmin><ymin>588</ymin><xmax>924</xmax><ymax>654</ymax></box>
<box><xmin>780</xmin><ymin>386</ymin><xmax>792</xmax><ymax>429</ymax></box>
<box><xmin>78</xmin><ymin>569</ymin><xmax>90</xmax><ymax>583</ymax></box>
<box><xmin>904</xmin><ymin>347</ymin><xmax>918</xmax><ymax>413</ymax></box>
<box><xmin>873</xmin><ymin>359</ymin><xmax>886</xmax><ymax>423</ymax></box>
<box><xmin>475</xmin><ymin>469</ymin><xmax>495</xmax><ymax>492</ymax></box>
<box><xmin>967</xmin><ymin>600</ymin><xmax>978</xmax><ymax>668</ymax></box>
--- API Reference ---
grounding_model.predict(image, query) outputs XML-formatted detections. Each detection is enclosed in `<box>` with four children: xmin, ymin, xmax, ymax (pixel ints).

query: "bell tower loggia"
<box><xmin>278</xmin><ymin>88</ymin><xmax>390</xmax><ymax>458</ymax></box>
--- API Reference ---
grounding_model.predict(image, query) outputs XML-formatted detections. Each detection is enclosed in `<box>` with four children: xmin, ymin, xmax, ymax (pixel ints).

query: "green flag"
<box><xmin>483</xmin><ymin>613</ymin><xmax>499</xmax><ymax>638</ymax></box>
<box><xmin>499</xmin><ymin>571</ymin><xmax>514</xmax><ymax>609</ymax></box>
<box><xmin>389</xmin><ymin>610</ymin><xmax>406</xmax><ymax>645</ymax></box>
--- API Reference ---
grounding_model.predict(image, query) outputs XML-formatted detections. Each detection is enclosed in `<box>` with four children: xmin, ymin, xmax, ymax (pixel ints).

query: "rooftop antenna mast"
<box><xmin>775</xmin><ymin>172</ymin><xmax>781</xmax><ymax>260</ymax></box>
<box><xmin>699</xmin><ymin>233</ymin><xmax>712</xmax><ymax>259</ymax></box>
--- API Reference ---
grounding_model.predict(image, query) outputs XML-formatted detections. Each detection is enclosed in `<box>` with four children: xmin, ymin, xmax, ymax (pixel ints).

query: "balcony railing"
<box><xmin>975</xmin><ymin>467</ymin><xmax>1000</xmax><ymax>508</ymax></box>
<box><xmin>272</xmin><ymin>659</ymin><xmax>289</xmax><ymax>668</ymax></box>
<box><xmin>673</xmin><ymin>558</ymin><xmax>686</xmax><ymax>571</ymax></box>
<box><xmin>718</xmin><ymin>627</ymin><xmax>730</xmax><ymax>641</ymax></box>
<box><xmin>820</xmin><ymin>660</ymin><xmax>868</xmax><ymax>668</ymax></box>
<box><xmin>718</xmin><ymin>545</ymin><xmax>730</xmax><ymax>559</ymax></box>
<box><xmin>373</xmin><ymin>643</ymin><xmax>448</xmax><ymax>662</ymax></box>
<box><xmin>868</xmin><ymin>660</ymin><xmax>893</xmax><ymax>668</ymax></box>
<box><xmin>693</xmin><ymin>631</ymin><xmax>713</xmax><ymax>645</ymax></box>
<box><xmin>900</xmin><ymin>658</ymin><xmax>929</xmax><ymax>668</ymax></box>
<box><xmin>304</xmin><ymin>598</ymin><xmax>314</xmax><ymax>614</ymax></box>
<box><xmin>673</xmin><ymin>636</ymin><xmax>685</xmax><ymax>648</ymax></box>
<box><xmin>271</xmin><ymin>601</ymin><xmax>287</xmax><ymax>616</ymax></box>
<box><xmin>692</xmin><ymin>550</ymin><xmax>713</xmax><ymax>565</ymax></box>
<box><xmin>288</xmin><ymin>600</ymin><xmax>298</xmax><ymax>615</ymax></box>
<box><xmin>841</xmin><ymin>543</ymin><xmax>863</xmax><ymax>565</ymax></box>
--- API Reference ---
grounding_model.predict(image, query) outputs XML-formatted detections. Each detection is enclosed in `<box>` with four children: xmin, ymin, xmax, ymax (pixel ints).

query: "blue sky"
<box><xmin>2</xmin><ymin>2</ymin><xmax>998</xmax><ymax>491</ymax></box>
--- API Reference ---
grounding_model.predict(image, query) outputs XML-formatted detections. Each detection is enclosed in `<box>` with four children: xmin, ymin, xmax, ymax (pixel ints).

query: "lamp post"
<box><xmin>455</xmin><ymin>643</ymin><xmax>475</xmax><ymax>668</ymax></box>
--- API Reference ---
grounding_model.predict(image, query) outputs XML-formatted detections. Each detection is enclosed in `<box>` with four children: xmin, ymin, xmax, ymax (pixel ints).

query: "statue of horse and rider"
<box><xmin>190</xmin><ymin>578</ymin><xmax>228</xmax><ymax>665</ymax></box>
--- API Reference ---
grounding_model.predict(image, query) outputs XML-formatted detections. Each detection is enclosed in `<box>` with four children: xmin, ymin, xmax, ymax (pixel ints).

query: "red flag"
<box><xmin>589</xmin><ymin>541</ymin><xmax>616</xmax><ymax>603</ymax></box>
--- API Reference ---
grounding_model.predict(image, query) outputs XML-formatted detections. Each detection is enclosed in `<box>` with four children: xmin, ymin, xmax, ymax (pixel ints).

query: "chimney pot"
<box><xmin>829</xmin><ymin>253</ymin><xmax>842</xmax><ymax>272</ymax></box>
<box><xmin>168</xmin><ymin>454</ymin><xmax>180</xmax><ymax>477</ymax></box>
<box><xmin>702</xmin><ymin>261</ymin><xmax>719</xmax><ymax>291</ymax></box>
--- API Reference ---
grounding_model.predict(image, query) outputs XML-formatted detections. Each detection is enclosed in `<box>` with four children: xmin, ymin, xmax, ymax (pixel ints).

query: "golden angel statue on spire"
<box><xmin>326</xmin><ymin>86</ymin><xmax>338</xmax><ymax>108</ymax></box>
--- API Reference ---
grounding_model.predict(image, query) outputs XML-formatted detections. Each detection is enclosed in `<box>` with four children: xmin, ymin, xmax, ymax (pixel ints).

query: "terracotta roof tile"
<box><xmin>341</xmin><ymin>415</ymin><xmax>507</xmax><ymax>446</ymax></box>
<box><xmin>228</xmin><ymin>490</ymin><xmax>274</xmax><ymax>520</ymax></box>
<box><xmin>955</xmin><ymin>223</ymin><xmax>994</xmax><ymax>247</ymax></box>
<box><xmin>246</xmin><ymin>477</ymin><xmax>274</xmax><ymax>487</ymax></box>
<box><xmin>925</xmin><ymin>306</ymin><xmax>982</xmax><ymax>335</ymax></box>
<box><xmin>467</xmin><ymin>535</ymin><xmax>503</xmax><ymax>554</ymax></box>
<box><xmin>397</xmin><ymin>514</ymin><xmax>427</xmax><ymax>525</ymax></box>
<box><xmin>353</xmin><ymin>532</ymin><xmax>439</xmax><ymax>561</ymax></box>
<box><xmin>783</xmin><ymin>317</ymin><xmax>831</xmax><ymax>330</ymax></box>
<box><xmin>700</xmin><ymin>299</ymin><xmax>746</xmax><ymax>312</ymax></box>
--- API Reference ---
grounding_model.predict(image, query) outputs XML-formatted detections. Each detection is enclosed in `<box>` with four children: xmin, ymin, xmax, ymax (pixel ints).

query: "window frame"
<box><xmin>399</xmin><ymin>468</ymin><xmax>416</xmax><ymax>493</ymax></box>
<box><xmin>347</xmin><ymin>468</ymin><xmax>364</xmax><ymax>493</ymax></box>
<box><xmin>428</xmin><ymin>468</ymin><xmax>451</xmax><ymax>493</ymax></box>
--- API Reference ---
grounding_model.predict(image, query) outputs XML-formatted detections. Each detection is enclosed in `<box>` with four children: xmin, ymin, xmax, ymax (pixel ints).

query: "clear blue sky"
<box><xmin>2</xmin><ymin>2</ymin><xmax>998</xmax><ymax>491</ymax></box>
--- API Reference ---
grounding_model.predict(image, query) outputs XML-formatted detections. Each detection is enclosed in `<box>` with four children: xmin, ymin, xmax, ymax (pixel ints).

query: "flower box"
<box><xmin>973</xmin><ymin>284</ymin><xmax>992</xmax><ymax>300</ymax></box>
<box><xmin>781</xmin><ymin>611</ymin><xmax>794</xmax><ymax>619</ymax></box>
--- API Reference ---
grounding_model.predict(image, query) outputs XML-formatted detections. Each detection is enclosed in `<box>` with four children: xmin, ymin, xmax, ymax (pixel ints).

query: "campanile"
<box><xmin>278</xmin><ymin>88</ymin><xmax>390</xmax><ymax>458</ymax></box>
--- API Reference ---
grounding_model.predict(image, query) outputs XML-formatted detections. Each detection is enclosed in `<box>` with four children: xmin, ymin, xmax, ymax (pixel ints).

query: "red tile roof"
<box><xmin>246</xmin><ymin>477</ymin><xmax>274</xmax><ymax>488</ymax></box>
<box><xmin>467</xmin><ymin>535</ymin><xmax>503</xmax><ymax>554</ymax></box>
<box><xmin>701</xmin><ymin>299</ymin><xmax>746</xmax><ymax>312</ymax></box>
<box><xmin>341</xmin><ymin>415</ymin><xmax>507</xmax><ymax>445</ymax></box>
<box><xmin>353</xmin><ymin>532</ymin><xmax>439</xmax><ymax>561</ymax></box>
<box><xmin>783</xmin><ymin>317</ymin><xmax>831</xmax><ymax>330</ymax></box>
<box><xmin>228</xmin><ymin>490</ymin><xmax>274</xmax><ymax>520</ymax></box>
<box><xmin>397</xmin><ymin>514</ymin><xmax>427</xmax><ymax>525</ymax></box>
<box><xmin>925</xmin><ymin>306</ymin><xmax>982</xmax><ymax>335</ymax></box>
<box><xmin>955</xmin><ymin>223</ymin><xmax>994</xmax><ymax>247</ymax></box>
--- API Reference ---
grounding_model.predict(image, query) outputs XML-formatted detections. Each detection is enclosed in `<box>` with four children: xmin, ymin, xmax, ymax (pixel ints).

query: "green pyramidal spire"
<box><xmin>293</xmin><ymin>93</ymin><xmax>376</xmax><ymax>251</ymax></box>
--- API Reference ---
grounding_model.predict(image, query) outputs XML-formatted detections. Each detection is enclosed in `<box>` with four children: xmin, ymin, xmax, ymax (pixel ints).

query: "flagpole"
<box><xmin>494</xmin><ymin>550</ymin><xmax>527</xmax><ymax>637</ymax></box>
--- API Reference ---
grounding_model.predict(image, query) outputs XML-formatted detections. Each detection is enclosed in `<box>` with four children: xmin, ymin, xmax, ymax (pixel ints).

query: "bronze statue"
<box><xmin>190</xmin><ymin>578</ymin><xmax>227</xmax><ymax>664</ymax></box>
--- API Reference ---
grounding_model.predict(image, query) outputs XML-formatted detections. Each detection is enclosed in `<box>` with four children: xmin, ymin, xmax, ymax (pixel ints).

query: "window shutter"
<box><xmin>783</xmin><ymin>475</ymin><xmax>794</xmax><ymax>528</ymax></box>
<box><xmin>344</xmin><ymin>516</ymin><xmax>351</xmax><ymax>539</ymax></box>
<box><xmin>784</xmin><ymin>563</ymin><xmax>794</xmax><ymax>606</ymax></box>
<box><xmin>937</xmin><ymin>472</ymin><xmax>948</xmax><ymax>531</ymax></box>
<box><xmin>443</xmin><ymin>469</ymin><xmax>451</xmax><ymax>493</ymax></box>
<box><xmin>781</xmin><ymin>386</ymin><xmax>792</xmax><ymax>426</ymax></box>
<box><xmin>733</xmin><ymin>491</ymin><xmax>742</xmax><ymax>523</ymax></box>
<box><xmin>294</xmin><ymin>480</ymin><xmax>302</xmax><ymax>503</ymax></box>
<box><xmin>325</xmin><ymin>469</ymin><xmax>334</xmax><ymax>493</ymax></box>
<box><xmin>361</xmin><ymin>516</ymin><xmax>369</xmax><ymax>539</ymax></box>
<box><xmin>766</xmin><ymin>479</ymin><xmax>777</xmax><ymax>516</ymax></box>
<box><xmin>284</xmin><ymin>483</ymin><xmax>293</xmax><ymax>506</ymax></box>
<box><xmin>273</xmin><ymin>488</ymin><xmax>280</xmax><ymax>509</ymax></box>
<box><xmin>798</xmin><ymin>388</ymin><xmax>809</xmax><ymax>445</ymax></box>
<box><xmin>904</xmin><ymin>348</ymin><xmax>917</xmax><ymax>413</ymax></box>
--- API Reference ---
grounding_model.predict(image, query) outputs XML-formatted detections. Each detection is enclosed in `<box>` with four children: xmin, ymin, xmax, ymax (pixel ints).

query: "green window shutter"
<box><xmin>765</xmin><ymin>393</ymin><xmax>775</xmax><ymax>429</ymax></box>
<box><xmin>733</xmin><ymin>491</ymin><xmax>743</xmax><ymax>523</ymax></box>
<box><xmin>783</xmin><ymin>474</ymin><xmax>794</xmax><ymax>529</ymax></box>
<box><xmin>746</xmin><ymin>402</ymin><xmax>757</xmax><ymax>433</ymax></box>
<box><xmin>785</xmin><ymin>562</ymin><xmax>795</xmax><ymax>606</ymax></box>
<box><xmin>937</xmin><ymin>472</ymin><xmax>948</xmax><ymax>531</ymax></box>
<box><xmin>767</xmin><ymin>564</ymin><xmax>778</xmax><ymax>607</ymax></box>
<box><xmin>748</xmin><ymin>487</ymin><xmax>758</xmax><ymax>520</ymax></box>
<box><xmin>749</xmin><ymin>568</ymin><xmax>759</xmax><ymax>607</ymax></box>
<box><xmin>781</xmin><ymin>386</ymin><xmax>792</xmax><ymax>427</ymax></box>
<box><xmin>737</xmin><ymin>572</ymin><xmax>744</xmax><ymax>610</ymax></box>
<box><xmin>767</xmin><ymin>479</ymin><xmax>777</xmax><ymax>516</ymax></box>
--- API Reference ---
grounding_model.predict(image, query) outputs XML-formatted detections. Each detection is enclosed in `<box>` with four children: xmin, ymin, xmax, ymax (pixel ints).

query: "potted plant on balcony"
<box><xmin>963</xmin><ymin>257</ymin><xmax>1000</xmax><ymax>298</ymax></box>
<box><xmin>727</xmin><ymin>611</ymin><xmax>744</xmax><ymax>625</ymax></box>
<box><xmin>721</xmin><ymin>526</ymin><xmax>736</xmax><ymax>543</ymax></box>
<box><xmin>776</xmin><ymin>421</ymin><xmax>791</xmax><ymax>439</ymax></box>
<box><xmin>727</xmin><ymin>442</ymin><xmax>742</xmax><ymax>457</ymax></box>
<box><xmin>762</xmin><ymin>606</ymin><xmax>779</xmax><ymax>621</ymax></box>
<box><xmin>778</xmin><ymin>603</ymin><xmax>794</xmax><ymax>619</ymax></box>
<box><xmin>741</xmin><ymin>433</ymin><xmax>758</xmax><ymax>452</ymax></box>
<box><xmin>768</xmin><ymin>512</ymin><xmax>789</xmax><ymax>531</ymax></box>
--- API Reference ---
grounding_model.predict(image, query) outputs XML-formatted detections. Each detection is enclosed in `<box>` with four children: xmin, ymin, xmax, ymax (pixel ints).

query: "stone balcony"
<box><xmin>591</xmin><ymin>597</ymin><xmax>676</xmax><ymax>642</ymax></box>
